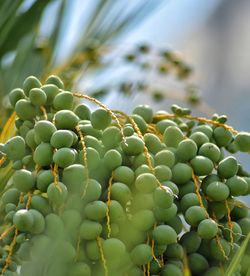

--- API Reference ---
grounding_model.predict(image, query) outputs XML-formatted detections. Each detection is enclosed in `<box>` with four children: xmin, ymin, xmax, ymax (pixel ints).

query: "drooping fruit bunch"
<box><xmin>0</xmin><ymin>75</ymin><xmax>249</xmax><ymax>276</ymax></box>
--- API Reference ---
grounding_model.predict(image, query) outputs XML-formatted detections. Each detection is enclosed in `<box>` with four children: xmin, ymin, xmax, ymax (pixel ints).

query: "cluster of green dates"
<box><xmin>0</xmin><ymin>75</ymin><xmax>250</xmax><ymax>276</ymax></box>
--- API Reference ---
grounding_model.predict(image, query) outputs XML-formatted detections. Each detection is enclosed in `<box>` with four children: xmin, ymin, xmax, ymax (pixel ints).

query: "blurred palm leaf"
<box><xmin>225</xmin><ymin>233</ymin><xmax>250</xmax><ymax>275</ymax></box>
<box><xmin>0</xmin><ymin>0</ymin><xmax>161</xmax><ymax>108</ymax></box>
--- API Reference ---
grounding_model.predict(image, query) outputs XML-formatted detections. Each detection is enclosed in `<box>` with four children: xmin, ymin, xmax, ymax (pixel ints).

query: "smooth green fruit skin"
<box><xmin>62</xmin><ymin>164</ymin><xmax>88</xmax><ymax>193</ymax></box>
<box><xmin>86</xmin><ymin>239</ymin><xmax>101</xmax><ymax>261</ymax></box>
<box><xmin>225</xmin><ymin>176</ymin><xmax>248</xmax><ymax>196</ymax></box>
<box><xmin>122</xmin><ymin>136</ymin><xmax>144</xmax><ymax>156</ymax></box>
<box><xmin>131</xmin><ymin>114</ymin><xmax>147</xmax><ymax>134</ymax></box>
<box><xmin>130</xmin><ymin>244</ymin><xmax>153</xmax><ymax>265</ymax></box>
<box><xmin>217</xmin><ymin>156</ymin><xmax>238</xmax><ymax>179</ymax></box>
<box><xmin>153</xmin><ymin>187</ymin><xmax>173</xmax><ymax>209</ymax></box>
<box><xmin>30</xmin><ymin>195</ymin><xmax>51</xmax><ymax>216</ymax></box>
<box><xmin>131</xmin><ymin>210</ymin><xmax>155</xmax><ymax>231</ymax></box>
<box><xmin>192</xmin><ymin>125</ymin><xmax>213</xmax><ymax>139</ymax></box>
<box><xmin>53</xmin><ymin>148</ymin><xmax>75</xmax><ymax>168</ymax></box>
<box><xmin>9</xmin><ymin>88</ymin><xmax>25</xmax><ymax>107</ymax></box>
<box><xmin>2</xmin><ymin>188</ymin><xmax>20</xmax><ymax>205</ymax></box>
<box><xmin>178</xmin><ymin>181</ymin><xmax>196</xmax><ymax>197</ymax></box>
<box><xmin>133</xmin><ymin>105</ymin><xmax>153</xmax><ymax>123</ymax></box>
<box><xmin>203</xmin><ymin>267</ymin><xmax>223</xmax><ymax>276</ymax></box>
<box><xmin>161</xmin><ymin>264</ymin><xmax>183</xmax><ymax>276</ymax></box>
<box><xmin>135</xmin><ymin>173</ymin><xmax>158</xmax><ymax>193</ymax></box>
<box><xmin>74</xmin><ymin>104</ymin><xmax>91</xmax><ymax>120</ymax></box>
<box><xmin>104</xmin><ymin>149</ymin><xmax>122</xmax><ymax>170</ymax></box>
<box><xmin>155</xmin><ymin>165</ymin><xmax>172</xmax><ymax>182</ymax></box>
<box><xmin>201</xmin><ymin>174</ymin><xmax>221</xmax><ymax>193</ymax></box>
<box><xmin>84</xmin><ymin>201</ymin><xmax>107</xmax><ymax>221</ymax></box>
<box><xmin>197</xmin><ymin>219</ymin><xmax>218</xmax><ymax>239</ymax></box>
<box><xmin>37</xmin><ymin>170</ymin><xmax>54</xmax><ymax>192</ymax></box>
<box><xmin>180</xmin><ymin>193</ymin><xmax>200</xmax><ymax>212</ymax></box>
<box><xmin>33</xmin><ymin>143</ymin><xmax>53</xmax><ymax>166</ymax></box>
<box><xmin>50</xmin><ymin>130</ymin><xmax>74</xmax><ymax>148</ymax></box>
<box><xmin>237</xmin><ymin>218</ymin><xmax>250</xmax><ymax>236</ymax></box>
<box><xmin>185</xmin><ymin>206</ymin><xmax>207</xmax><ymax>226</ymax></box>
<box><xmin>234</xmin><ymin>132</ymin><xmax>250</xmax><ymax>152</ymax></box>
<box><xmin>156</xmin><ymin>119</ymin><xmax>177</xmax><ymax>134</ymax></box>
<box><xmin>13</xmin><ymin>209</ymin><xmax>34</xmax><ymax>232</ymax></box>
<box><xmin>29</xmin><ymin>88</ymin><xmax>47</xmax><ymax>106</ymax></box>
<box><xmin>103</xmin><ymin>238</ymin><xmax>126</xmax><ymax>259</ymax></box>
<box><xmin>13</xmin><ymin>169</ymin><xmax>35</xmax><ymax>192</ymax></box>
<box><xmin>68</xmin><ymin>262</ymin><xmax>91</xmax><ymax>276</ymax></box>
<box><xmin>190</xmin><ymin>131</ymin><xmax>210</xmax><ymax>147</ymax></box>
<box><xmin>90</xmin><ymin>108</ymin><xmax>112</xmax><ymax>130</ymax></box>
<box><xmin>144</xmin><ymin>133</ymin><xmax>163</xmax><ymax>154</ymax></box>
<box><xmin>176</xmin><ymin>139</ymin><xmax>197</xmax><ymax>162</ymax></box>
<box><xmin>53</xmin><ymin>91</ymin><xmax>74</xmax><ymax>110</ymax></box>
<box><xmin>25</xmin><ymin>129</ymin><xmax>37</xmax><ymax>150</ymax></box>
<box><xmin>131</xmin><ymin>193</ymin><xmax>154</xmax><ymax>211</ymax></box>
<box><xmin>190</xmin><ymin>155</ymin><xmax>214</xmax><ymax>176</ymax></box>
<box><xmin>154</xmin><ymin>204</ymin><xmax>177</xmax><ymax>223</ymax></box>
<box><xmin>111</xmin><ymin>182</ymin><xmax>132</xmax><ymax>205</ymax></box>
<box><xmin>167</xmin><ymin>216</ymin><xmax>183</xmax><ymax>235</ymax></box>
<box><xmin>180</xmin><ymin>231</ymin><xmax>201</xmax><ymax>254</ymax></box>
<box><xmin>152</xmin><ymin>225</ymin><xmax>177</xmax><ymax>245</ymax></box>
<box><xmin>198</xmin><ymin>142</ymin><xmax>221</xmax><ymax>163</ymax></box>
<box><xmin>41</xmin><ymin>84</ymin><xmax>60</xmax><ymax>104</ymax></box>
<box><xmin>109</xmin><ymin>200</ymin><xmax>125</xmax><ymax>223</ymax></box>
<box><xmin>165</xmin><ymin>243</ymin><xmax>184</xmax><ymax>259</ymax></box>
<box><xmin>102</xmin><ymin>127</ymin><xmax>122</xmax><ymax>149</ymax></box>
<box><xmin>171</xmin><ymin>163</ymin><xmax>192</xmax><ymax>185</ymax></box>
<box><xmin>82</xmin><ymin>179</ymin><xmax>102</xmax><ymax>203</ymax></box>
<box><xmin>80</xmin><ymin>220</ymin><xmax>102</xmax><ymax>240</ymax></box>
<box><xmin>23</xmin><ymin>76</ymin><xmax>41</xmax><ymax>96</ymax></box>
<box><xmin>206</xmin><ymin>181</ymin><xmax>230</xmax><ymax>201</ymax></box>
<box><xmin>47</xmin><ymin>182</ymin><xmax>68</xmax><ymax>206</ymax></box>
<box><xmin>113</xmin><ymin>166</ymin><xmax>134</xmax><ymax>186</ymax></box>
<box><xmin>29</xmin><ymin>209</ymin><xmax>45</xmax><ymax>234</ymax></box>
<box><xmin>55</xmin><ymin>110</ymin><xmax>79</xmax><ymax>130</ymax></box>
<box><xmin>45</xmin><ymin>75</ymin><xmax>64</xmax><ymax>89</ymax></box>
<box><xmin>154</xmin><ymin>150</ymin><xmax>175</xmax><ymax>168</ymax></box>
<box><xmin>163</xmin><ymin>126</ymin><xmax>184</xmax><ymax>147</ymax></box>
<box><xmin>15</xmin><ymin>99</ymin><xmax>36</xmax><ymax>120</ymax></box>
<box><xmin>5</xmin><ymin>136</ymin><xmax>26</xmax><ymax>161</ymax></box>
<box><xmin>213</xmin><ymin>126</ymin><xmax>233</xmax><ymax>147</ymax></box>
<box><xmin>188</xmin><ymin>253</ymin><xmax>209</xmax><ymax>274</ymax></box>
<box><xmin>34</xmin><ymin>120</ymin><xmax>57</xmax><ymax>142</ymax></box>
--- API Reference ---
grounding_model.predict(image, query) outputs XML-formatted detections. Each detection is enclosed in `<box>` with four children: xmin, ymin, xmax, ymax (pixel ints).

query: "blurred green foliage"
<box><xmin>0</xmin><ymin>0</ymin><xmax>162</xmax><ymax>122</ymax></box>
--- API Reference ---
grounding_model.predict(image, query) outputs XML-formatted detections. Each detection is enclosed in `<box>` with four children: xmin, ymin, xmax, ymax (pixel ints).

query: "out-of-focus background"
<box><xmin>1</xmin><ymin>0</ymin><xmax>250</xmax><ymax>193</ymax></box>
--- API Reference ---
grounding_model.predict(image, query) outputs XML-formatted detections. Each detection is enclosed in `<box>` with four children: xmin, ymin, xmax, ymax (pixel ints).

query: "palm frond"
<box><xmin>225</xmin><ymin>233</ymin><xmax>250</xmax><ymax>275</ymax></box>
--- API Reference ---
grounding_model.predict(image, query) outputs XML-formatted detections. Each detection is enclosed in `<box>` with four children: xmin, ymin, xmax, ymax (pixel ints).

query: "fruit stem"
<box><xmin>25</xmin><ymin>192</ymin><xmax>32</xmax><ymax>209</ymax></box>
<box><xmin>1</xmin><ymin>228</ymin><xmax>18</xmax><ymax>274</ymax></box>
<box><xmin>151</xmin><ymin>238</ymin><xmax>162</xmax><ymax>268</ymax></box>
<box><xmin>106</xmin><ymin>173</ymin><xmax>113</xmax><ymax>239</ymax></box>
<box><xmin>0</xmin><ymin>225</ymin><xmax>15</xmax><ymax>241</ymax></box>
<box><xmin>154</xmin><ymin>114</ymin><xmax>238</xmax><ymax>135</ymax></box>
<box><xmin>73</xmin><ymin>93</ymin><xmax>126</xmax><ymax>145</ymax></box>
<box><xmin>224</xmin><ymin>200</ymin><xmax>234</xmax><ymax>247</ymax></box>
<box><xmin>51</xmin><ymin>164</ymin><xmax>62</xmax><ymax>192</ymax></box>
<box><xmin>75</xmin><ymin>125</ymin><xmax>90</xmax><ymax>195</ymax></box>
<box><xmin>192</xmin><ymin>172</ymin><xmax>208</xmax><ymax>216</ymax></box>
<box><xmin>40</xmin><ymin>106</ymin><xmax>48</xmax><ymax>120</ymax></box>
<box><xmin>96</xmin><ymin>236</ymin><xmax>108</xmax><ymax>276</ymax></box>
<box><xmin>215</xmin><ymin>235</ymin><xmax>229</xmax><ymax>261</ymax></box>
